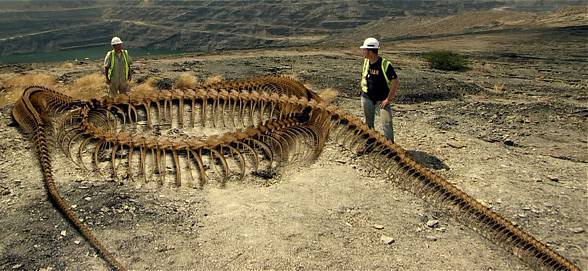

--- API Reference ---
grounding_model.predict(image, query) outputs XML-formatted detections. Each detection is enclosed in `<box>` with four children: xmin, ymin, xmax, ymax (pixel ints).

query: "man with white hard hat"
<box><xmin>357</xmin><ymin>37</ymin><xmax>399</xmax><ymax>154</ymax></box>
<box><xmin>104</xmin><ymin>36</ymin><xmax>132</xmax><ymax>96</ymax></box>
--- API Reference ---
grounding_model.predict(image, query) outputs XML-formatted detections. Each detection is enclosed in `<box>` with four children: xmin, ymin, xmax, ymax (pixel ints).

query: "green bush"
<box><xmin>423</xmin><ymin>51</ymin><xmax>468</xmax><ymax>71</ymax></box>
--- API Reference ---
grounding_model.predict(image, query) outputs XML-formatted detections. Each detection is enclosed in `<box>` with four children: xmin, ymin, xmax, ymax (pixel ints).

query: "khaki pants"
<box><xmin>108</xmin><ymin>80</ymin><xmax>130</xmax><ymax>96</ymax></box>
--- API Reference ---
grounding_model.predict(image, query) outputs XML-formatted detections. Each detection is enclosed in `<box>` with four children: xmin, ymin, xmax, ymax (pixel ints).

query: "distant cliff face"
<box><xmin>0</xmin><ymin>0</ymin><xmax>583</xmax><ymax>56</ymax></box>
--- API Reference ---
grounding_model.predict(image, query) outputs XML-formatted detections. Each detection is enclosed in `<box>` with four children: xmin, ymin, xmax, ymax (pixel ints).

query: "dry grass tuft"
<box><xmin>61</xmin><ymin>62</ymin><xmax>75</xmax><ymax>69</ymax></box>
<box><xmin>203</xmin><ymin>74</ymin><xmax>223</xmax><ymax>85</ymax></box>
<box><xmin>0</xmin><ymin>73</ymin><xmax>58</xmax><ymax>106</ymax></box>
<box><xmin>493</xmin><ymin>82</ymin><xmax>505</xmax><ymax>92</ymax></box>
<box><xmin>175</xmin><ymin>72</ymin><xmax>198</xmax><ymax>89</ymax></box>
<box><xmin>5</xmin><ymin>73</ymin><xmax>57</xmax><ymax>89</ymax></box>
<box><xmin>65</xmin><ymin>73</ymin><xmax>106</xmax><ymax>100</ymax></box>
<box><xmin>132</xmin><ymin>77</ymin><xmax>157</xmax><ymax>96</ymax></box>
<box><xmin>319</xmin><ymin>87</ymin><xmax>339</xmax><ymax>103</ymax></box>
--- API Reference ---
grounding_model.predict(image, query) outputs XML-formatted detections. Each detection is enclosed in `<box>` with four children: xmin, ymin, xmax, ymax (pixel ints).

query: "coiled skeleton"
<box><xmin>11</xmin><ymin>76</ymin><xmax>579</xmax><ymax>270</ymax></box>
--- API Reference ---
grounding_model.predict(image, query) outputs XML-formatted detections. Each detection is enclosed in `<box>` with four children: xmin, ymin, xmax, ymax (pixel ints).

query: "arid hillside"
<box><xmin>0</xmin><ymin>0</ymin><xmax>585</xmax><ymax>56</ymax></box>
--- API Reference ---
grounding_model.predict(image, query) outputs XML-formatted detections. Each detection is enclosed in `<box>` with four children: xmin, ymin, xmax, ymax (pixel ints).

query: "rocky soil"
<box><xmin>0</xmin><ymin>26</ymin><xmax>587</xmax><ymax>270</ymax></box>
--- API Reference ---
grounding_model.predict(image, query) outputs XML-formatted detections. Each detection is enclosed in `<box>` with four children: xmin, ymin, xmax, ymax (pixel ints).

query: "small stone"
<box><xmin>345</xmin><ymin>222</ymin><xmax>353</xmax><ymax>227</ymax></box>
<box><xmin>436</xmin><ymin>227</ymin><xmax>447</xmax><ymax>232</ymax></box>
<box><xmin>522</xmin><ymin>207</ymin><xmax>531</xmax><ymax>211</ymax></box>
<box><xmin>335</xmin><ymin>159</ymin><xmax>347</xmax><ymax>164</ymax></box>
<box><xmin>84</xmin><ymin>197</ymin><xmax>91</xmax><ymax>201</ymax></box>
<box><xmin>100</xmin><ymin>207</ymin><xmax>109</xmax><ymax>212</ymax></box>
<box><xmin>547</xmin><ymin>175</ymin><xmax>559</xmax><ymax>182</ymax></box>
<box><xmin>71</xmin><ymin>204</ymin><xmax>77</xmax><ymax>209</ymax></box>
<box><xmin>447</xmin><ymin>141</ymin><xmax>465</xmax><ymax>149</ymax></box>
<box><xmin>11</xmin><ymin>264</ymin><xmax>22</xmax><ymax>269</ymax></box>
<box><xmin>60</xmin><ymin>230</ymin><xmax>67</xmax><ymax>237</ymax></box>
<box><xmin>426</xmin><ymin>219</ymin><xmax>439</xmax><ymax>228</ymax></box>
<box><xmin>34</xmin><ymin>244</ymin><xmax>40</xmax><ymax>248</ymax></box>
<box><xmin>74</xmin><ymin>240</ymin><xmax>81</xmax><ymax>245</ymax></box>
<box><xmin>373</xmin><ymin>224</ymin><xmax>385</xmax><ymax>230</ymax></box>
<box><xmin>569</xmin><ymin>227</ymin><xmax>585</xmax><ymax>234</ymax></box>
<box><xmin>380</xmin><ymin>235</ymin><xmax>395</xmax><ymax>245</ymax></box>
<box><xmin>518</xmin><ymin>213</ymin><xmax>527</xmax><ymax>218</ymax></box>
<box><xmin>426</xmin><ymin>235</ymin><xmax>438</xmax><ymax>241</ymax></box>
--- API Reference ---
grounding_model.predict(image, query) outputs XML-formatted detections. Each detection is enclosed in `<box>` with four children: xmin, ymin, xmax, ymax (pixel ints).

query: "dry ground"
<box><xmin>0</xmin><ymin>28</ymin><xmax>586</xmax><ymax>270</ymax></box>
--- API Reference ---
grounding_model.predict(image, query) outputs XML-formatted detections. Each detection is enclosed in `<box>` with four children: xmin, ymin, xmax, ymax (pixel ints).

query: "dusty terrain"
<box><xmin>1</xmin><ymin>7</ymin><xmax>587</xmax><ymax>271</ymax></box>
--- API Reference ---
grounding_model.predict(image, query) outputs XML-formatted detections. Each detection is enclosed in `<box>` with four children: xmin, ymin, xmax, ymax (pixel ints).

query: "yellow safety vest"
<box><xmin>108</xmin><ymin>49</ymin><xmax>130</xmax><ymax>80</ymax></box>
<box><xmin>361</xmin><ymin>57</ymin><xmax>391</xmax><ymax>93</ymax></box>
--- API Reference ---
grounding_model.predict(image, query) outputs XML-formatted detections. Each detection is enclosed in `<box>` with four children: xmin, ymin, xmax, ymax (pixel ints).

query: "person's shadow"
<box><xmin>406</xmin><ymin>150</ymin><xmax>449</xmax><ymax>170</ymax></box>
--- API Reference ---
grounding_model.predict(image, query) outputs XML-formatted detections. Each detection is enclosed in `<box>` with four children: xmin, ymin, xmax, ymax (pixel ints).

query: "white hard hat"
<box><xmin>360</xmin><ymin>37</ymin><xmax>380</xmax><ymax>49</ymax></box>
<box><xmin>111</xmin><ymin>37</ymin><xmax>123</xmax><ymax>45</ymax></box>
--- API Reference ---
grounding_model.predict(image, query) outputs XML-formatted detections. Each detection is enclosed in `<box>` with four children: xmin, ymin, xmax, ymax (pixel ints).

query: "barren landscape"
<box><xmin>0</xmin><ymin>2</ymin><xmax>587</xmax><ymax>271</ymax></box>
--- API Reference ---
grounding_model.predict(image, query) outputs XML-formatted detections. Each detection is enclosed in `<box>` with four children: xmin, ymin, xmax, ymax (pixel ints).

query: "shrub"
<box><xmin>423</xmin><ymin>51</ymin><xmax>468</xmax><ymax>71</ymax></box>
<box><xmin>203</xmin><ymin>74</ymin><xmax>223</xmax><ymax>85</ymax></box>
<box><xmin>175</xmin><ymin>72</ymin><xmax>198</xmax><ymax>89</ymax></box>
<box><xmin>66</xmin><ymin>72</ymin><xmax>105</xmax><ymax>99</ymax></box>
<box><xmin>132</xmin><ymin>77</ymin><xmax>157</xmax><ymax>96</ymax></box>
<box><xmin>319</xmin><ymin>87</ymin><xmax>339</xmax><ymax>103</ymax></box>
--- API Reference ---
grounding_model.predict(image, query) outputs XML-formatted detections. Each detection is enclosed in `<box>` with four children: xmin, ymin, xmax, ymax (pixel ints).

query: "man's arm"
<box><xmin>103</xmin><ymin>52</ymin><xmax>111</xmax><ymax>84</ymax></box>
<box><xmin>380</xmin><ymin>78</ymin><xmax>399</xmax><ymax>109</ymax></box>
<box><xmin>388</xmin><ymin>78</ymin><xmax>399</xmax><ymax>100</ymax></box>
<box><xmin>127</xmin><ymin>53</ymin><xmax>132</xmax><ymax>81</ymax></box>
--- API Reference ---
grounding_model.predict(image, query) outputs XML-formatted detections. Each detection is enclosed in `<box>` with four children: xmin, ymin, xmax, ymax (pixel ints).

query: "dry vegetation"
<box><xmin>175</xmin><ymin>72</ymin><xmax>198</xmax><ymax>89</ymax></box>
<box><xmin>60</xmin><ymin>62</ymin><xmax>75</xmax><ymax>69</ymax></box>
<box><xmin>64</xmin><ymin>73</ymin><xmax>107</xmax><ymax>100</ymax></box>
<box><xmin>131</xmin><ymin>77</ymin><xmax>157</xmax><ymax>97</ymax></box>
<box><xmin>203</xmin><ymin>74</ymin><xmax>223</xmax><ymax>85</ymax></box>
<box><xmin>318</xmin><ymin>87</ymin><xmax>339</xmax><ymax>103</ymax></box>
<box><xmin>0</xmin><ymin>73</ymin><xmax>58</xmax><ymax>106</ymax></box>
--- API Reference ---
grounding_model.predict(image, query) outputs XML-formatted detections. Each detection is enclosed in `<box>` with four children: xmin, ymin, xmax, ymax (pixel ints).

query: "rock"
<box><xmin>334</xmin><ymin>159</ymin><xmax>346</xmax><ymax>164</ymax></box>
<box><xmin>446</xmin><ymin>140</ymin><xmax>465</xmax><ymax>149</ymax></box>
<box><xmin>425</xmin><ymin>235</ymin><xmax>438</xmax><ymax>241</ymax></box>
<box><xmin>60</xmin><ymin>230</ymin><xmax>67</xmax><ymax>237</ymax></box>
<box><xmin>84</xmin><ymin>197</ymin><xmax>91</xmax><ymax>201</ymax></box>
<box><xmin>547</xmin><ymin>175</ymin><xmax>559</xmax><ymax>182</ymax></box>
<box><xmin>503</xmin><ymin>139</ymin><xmax>515</xmax><ymax>146</ymax></box>
<box><xmin>74</xmin><ymin>240</ymin><xmax>81</xmax><ymax>245</ymax></box>
<box><xmin>380</xmin><ymin>235</ymin><xmax>395</xmax><ymax>245</ymax></box>
<box><xmin>156</xmin><ymin>78</ymin><xmax>173</xmax><ymax>90</ymax></box>
<box><xmin>100</xmin><ymin>207</ymin><xmax>109</xmax><ymax>213</ymax></box>
<box><xmin>11</xmin><ymin>264</ymin><xmax>22</xmax><ymax>269</ymax></box>
<box><xmin>373</xmin><ymin>224</ymin><xmax>384</xmax><ymax>230</ymax></box>
<box><xmin>426</xmin><ymin>219</ymin><xmax>439</xmax><ymax>228</ymax></box>
<box><xmin>569</xmin><ymin>227</ymin><xmax>585</xmax><ymax>234</ymax></box>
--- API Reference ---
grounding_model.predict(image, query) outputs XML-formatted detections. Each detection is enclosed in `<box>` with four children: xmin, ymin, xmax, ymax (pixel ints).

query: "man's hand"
<box><xmin>380</xmin><ymin>98</ymin><xmax>390</xmax><ymax>109</ymax></box>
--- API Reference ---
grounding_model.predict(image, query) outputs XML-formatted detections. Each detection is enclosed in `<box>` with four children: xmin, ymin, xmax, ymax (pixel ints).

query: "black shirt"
<box><xmin>364</xmin><ymin>57</ymin><xmax>398</xmax><ymax>102</ymax></box>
